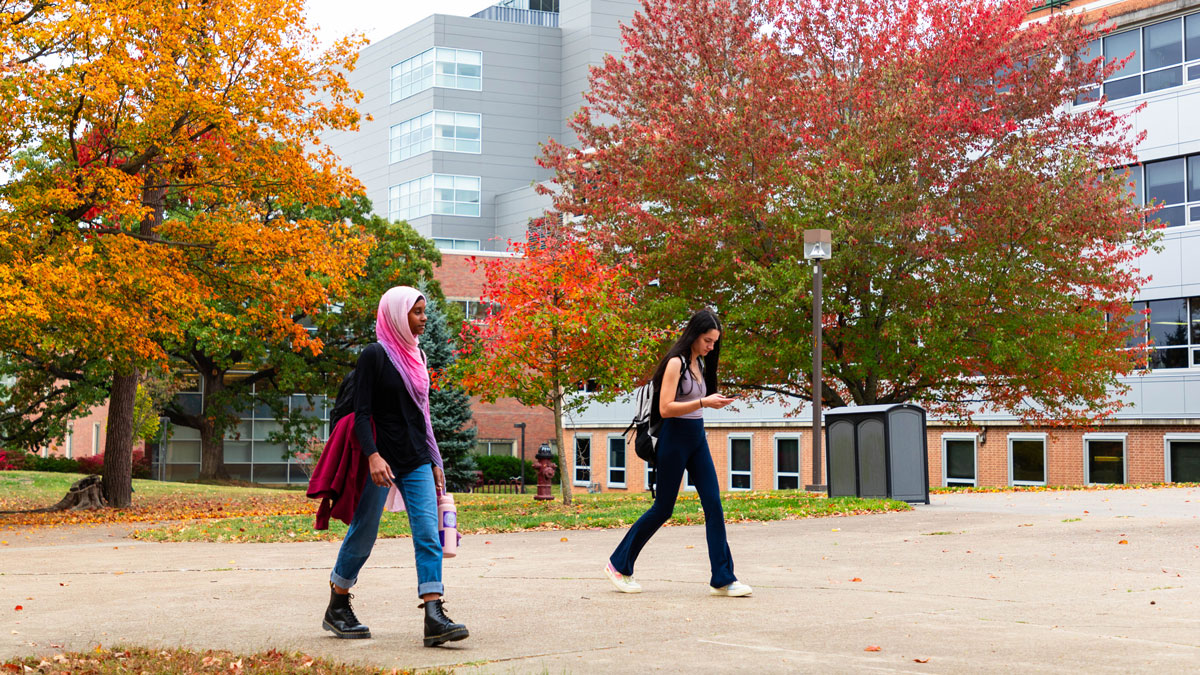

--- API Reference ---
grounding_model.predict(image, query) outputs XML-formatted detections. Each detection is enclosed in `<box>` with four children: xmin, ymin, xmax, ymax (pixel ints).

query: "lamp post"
<box><xmin>513</xmin><ymin>422</ymin><xmax>527</xmax><ymax>494</ymax></box>
<box><xmin>803</xmin><ymin>229</ymin><xmax>832</xmax><ymax>492</ymax></box>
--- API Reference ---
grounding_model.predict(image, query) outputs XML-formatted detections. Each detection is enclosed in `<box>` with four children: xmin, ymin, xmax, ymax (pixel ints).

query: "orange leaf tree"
<box><xmin>0</xmin><ymin>0</ymin><xmax>367</xmax><ymax>504</ymax></box>
<box><xmin>453</xmin><ymin>227</ymin><xmax>661</xmax><ymax>504</ymax></box>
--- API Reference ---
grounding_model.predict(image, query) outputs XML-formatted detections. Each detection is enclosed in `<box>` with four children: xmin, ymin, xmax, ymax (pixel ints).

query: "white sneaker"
<box><xmin>710</xmin><ymin>581</ymin><xmax>753</xmax><ymax>597</ymax></box>
<box><xmin>604</xmin><ymin>562</ymin><xmax>642</xmax><ymax>593</ymax></box>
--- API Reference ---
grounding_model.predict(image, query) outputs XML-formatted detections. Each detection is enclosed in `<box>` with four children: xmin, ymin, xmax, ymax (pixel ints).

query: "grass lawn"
<box><xmin>0</xmin><ymin>470</ymin><xmax>910</xmax><ymax>542</ymax></box>
<box><xmin>0</xmin><ymin>646</ymin><xmax>446</xmax><ymax>674</ymax></box>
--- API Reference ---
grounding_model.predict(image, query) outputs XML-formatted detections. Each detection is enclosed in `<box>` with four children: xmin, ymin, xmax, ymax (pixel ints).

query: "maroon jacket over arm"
<box><xmin>307</xmin><ymin>414</ymin><xmax>372</xmax><ymax>530</ymax></box>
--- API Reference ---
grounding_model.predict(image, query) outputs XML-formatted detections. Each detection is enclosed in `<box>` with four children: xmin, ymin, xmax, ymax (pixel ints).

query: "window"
<box><xmin>1077</xmin><ymin>12</ymin><xmax>1200</xmax><ymax>104</ymax></box>
<box><xmin>644</xmin><ymin>460</ymin><xmax>656</xmax><ymax>490</ymax></box>
<box><xmin>1008</xmin><ymin>434</ymin><xmax>1046</xmax><ymax>486</ymax></box>
<box><xmin>92</xmin><ymin>423</ymin><xmax>102</xmax><ymax>456</ymax></box>
<box><xmin>607</xmin><ymin>435</ymin><xmax>626</xmax><ymax>487</ymax></box>
<box><xmin>64</xmin><ymin>427</ymin><xmax>73</xmax><ymax>459</ymax></box>
<box><xmin>390</xmin><ymin>111</ymin><xmax>481</xmax><ymax>162</ymax></box>
<box><xmin>1114</xmin><ymin>153</ymin><xmax>1200</xmax><ymax>228</ymax></box>
<box><xmin>388</xmin><ymin>174</ymin><xmax>480</xmax><ymax>221</ymax></box>
<box><xmin>1084</xmin><ymin>435</ymin><xmax>1126</xmax><ymax>484</ymax></box>
<box><xmin>391</xmin><ymin>48</ymin><xmax>482</xmax><ymax>102</ymax></box>
<box><xmin>473</xmin><ymin>440</ymin><xmax>514</xmax><ymax>456</ymax></box>
<box><xmin>942</xmin><ymin>434</ymin><xmax>977</xmax><ymax>486</ymax></box>
<box><xmin>775</xmin><ymin>435</ymin><xmax>801</xmax><ymax>490</ymax></box>
<box><xmin>1118</xmin><ymin>296</ymin><xmax>1200</xmax><ymax>369</ymax></box>
<box><xmin>1165</xmin><ymin>436</ymin><xmax>1200</xmax><ymax>482</ymax></box>
<box><xmin>449</xmin><ymin>298</ymin><xmax>497</xmax><ymax>323</ymax></box>
<box><xmin>433</xmin><ymin>238</ymin><xmax>482</xmax><ymax>251</ymax></box>
<box><xmin>574</xmin><ymin>435</ymin><xmax>591</xmax><ymax>486</ymax></box>
<box><xmin>729</xmin><ymin>436</ymin><xmax>752</xmax><ymax>489</ymax></box>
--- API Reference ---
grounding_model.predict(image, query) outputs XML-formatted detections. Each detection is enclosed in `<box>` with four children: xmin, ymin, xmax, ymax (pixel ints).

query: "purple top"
<box><xmin>676</xmin><ymin>357</ymin><xmax>707</xmax><ymax>420</ymax></box>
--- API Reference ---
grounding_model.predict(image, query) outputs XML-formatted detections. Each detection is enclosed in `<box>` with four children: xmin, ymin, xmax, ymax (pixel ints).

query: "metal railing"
<box><xmin>470</xmin><ymin>6</ymin><xmax>559</xmax><ymax>27</ymax></box>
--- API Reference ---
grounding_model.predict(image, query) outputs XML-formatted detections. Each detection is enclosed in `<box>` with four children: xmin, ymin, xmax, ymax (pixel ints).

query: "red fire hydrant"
<box><xmin>533</xmin><ymin>444</ymin><xmax>557</xmax><ymax>501</ymax></box>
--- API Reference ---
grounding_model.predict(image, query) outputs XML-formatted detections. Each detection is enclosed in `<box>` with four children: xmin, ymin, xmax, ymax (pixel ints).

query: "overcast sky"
<box><xmin>304</xmin><ymin>0</ymin><xmax>498</xmax><ymax>47</ymax></box>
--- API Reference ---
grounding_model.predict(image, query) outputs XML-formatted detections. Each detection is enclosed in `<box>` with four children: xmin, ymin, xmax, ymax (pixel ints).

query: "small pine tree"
<box><xmin>423</xmin><ymin>296</ymin><xmax>478</xmax><ymax>491</ymax></box>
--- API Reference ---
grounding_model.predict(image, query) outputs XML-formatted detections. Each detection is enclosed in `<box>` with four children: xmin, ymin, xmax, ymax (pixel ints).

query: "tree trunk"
<box><xmin>102</xmin><ymin>372</ymin><xmax>137</xmax><ymax>507</ymax></box>
<box><xmin>198</xmin><ymin>369</ymin><xmax>229</xmax><ymax>480</ymax></box>
<box><xmin>555</xmin><ymin>389</ymin><xmax>572</xmax><ymax>506</ymax></box>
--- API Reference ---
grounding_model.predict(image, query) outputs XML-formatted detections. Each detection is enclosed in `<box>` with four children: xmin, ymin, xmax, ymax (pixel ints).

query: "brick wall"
<box><xmin>564</xmin><ymin>422</ymin><xmax>1200</xmax><ymax>494</ymax></box>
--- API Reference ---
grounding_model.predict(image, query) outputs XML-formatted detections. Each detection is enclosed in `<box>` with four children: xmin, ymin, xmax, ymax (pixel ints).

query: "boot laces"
<box><xmin>343</xmin><ymin>593</ymin><xmax>361</xmax><ymax>625</ymax></box>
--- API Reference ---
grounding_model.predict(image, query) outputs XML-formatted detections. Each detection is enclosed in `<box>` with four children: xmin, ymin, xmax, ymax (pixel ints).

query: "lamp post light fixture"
<box><xmin>513</xmin><ymin>422</ymin><xmax>527</xmax><ymax>494</ymax></box>
<box><xmin>803</xmin><ymin>228</ymin><xmax>832</xmax><ymax>492</ymax></box>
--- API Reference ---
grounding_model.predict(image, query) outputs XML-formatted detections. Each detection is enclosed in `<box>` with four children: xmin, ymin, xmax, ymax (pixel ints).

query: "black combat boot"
<box><xmin>421</xmin><ymin>598</ymin><xmax>469</xmax><ymax>647</ymax></box>
<box><xmin>322</xmin><ymin>582</ymin><xmax>371</xmax><ymax>639</ymax></box>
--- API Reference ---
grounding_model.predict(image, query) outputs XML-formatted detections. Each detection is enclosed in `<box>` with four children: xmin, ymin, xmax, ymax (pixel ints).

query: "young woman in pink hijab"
<box><xmin>322</xmin><ymin>286</ymin><xmax>469</xmax><ymax>647</ymax></box>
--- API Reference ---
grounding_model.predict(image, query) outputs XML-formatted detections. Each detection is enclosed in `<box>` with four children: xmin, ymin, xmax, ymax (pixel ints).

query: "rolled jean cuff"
<box><xmin>417</xmin><ymin>581</ymin><xmax>444</xmax><ymax>597</ymax></box>
<box><xmin>330</xmin><ymin>571</ymin><xmax>357</xmax><ymax>590</ymax></box>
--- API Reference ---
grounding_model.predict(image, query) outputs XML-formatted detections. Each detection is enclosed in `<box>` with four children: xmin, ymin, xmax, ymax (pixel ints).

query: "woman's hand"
<box><xmin>432</xmin><ymin>466</ymin><xmax>446</xmax><ymax>495</ymax></box>
<box><xmin>368</xmin><ymin>453</ymin><xmax>395</xmax><ymax>487</ymax></box>
<box><xmin>701</xmin><ymin>394</ymin><xmax>736</xmax><ymax>410</ymax></box>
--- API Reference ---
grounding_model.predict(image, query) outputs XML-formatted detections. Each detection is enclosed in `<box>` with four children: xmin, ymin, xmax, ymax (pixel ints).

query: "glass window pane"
<box><xmin>456</xmin><ymin>203</ymin><xmax>480</xmax><ymax>217</ymax></box>
<box><xmin>458</xmin><ymin>64</ymin><xmax>482</xmax><ymax>78</ymax></box>
<box><xmin>434</xmin><ymin>201</ymin><xmax>455</xmax><ymax>215</ymax></box>
<box><xmin>1188</xmin><ymin>14</ymin><xmax>1200</xmax><ymax>60</ymax></box>
<box><xmin>609</xmin><ymin>438</ymin><xmax>625</xmax><ymax>468</ymax></box>
<box><xmin>777</xmin><ymin>438</ymin><xmax>799</xmax><ymax>473</ymax></box>
<box><xmin>458</xmin><ymin>50</ymin><xmax>482</xmax><ymax>65</ymax></box>
<box><xmin>434</xmin><ymin>174</ymin><xmax>455</xmax><ymax>188</ymax></box>
<box><xmin>1144</xmin><ymin>19</ymin><xmax>1182</xmax><ymax>70</ymax></box>
<box><xmin>252</xmin><ymin>442</ymin><xmax>288</xmax><ymax>463</ymax></box>
<box><xmin>1103</xmin><ymin>76</ymin><xmax>1141</xmax><ymax>100</ymax></box>
<box><xmin>1148</xmin><ymin>298</ymin><xmax>1188</xmax><ymax>346</ymax></box>
<box><xmin>1146</xmin><ymin>158</ymin><xmax>1186</xmax><ymax>205</ymax></box>
<box><xmin>946</xmin><ymin>440</ymin><xmax>975</xmax><ymax>481</ymax></box>
<box><xmin>1152</xmin><ymin>204</ymin><xmax>1186</xmax><ymax>228</ymax></box>
<box><xmin>1150</xmin><ymin>346</ymin><xmax>1189</xmax><ymax>369</ymax></box>
<box><xmin>1189</xmin><ymin>156</ymin><xmax>1200</xmax><ymax>202</ymax></box>
<box><xmin>435</xmin><ymin>73</ymin><xmax>455</xmax><ymax>87</ymax></box>
<box><xmin>458</xmin><ymin>139</ymin><xmax>481</xmax><ymax>153</ymax></box>
<box><xmin>1105</xmin><ymin>30</ymin><xmax>1141</xmax><ymax>79</ymax></box>
<box><xmin>1169</xmin><ymin>441</ymin><xmax>1200</xmax><ymax>482</ymax></box>
<box><xmin>1144</xmin><ymin>66</ymin><xmax>1182</xmax><ymax>93</ymax></box>
<box><xmin>1087</xmin><ymin>440</ymin><xmax>1124</xmax><ymax>484</ymax></box>
<box><xmin>1113</xmin><ymin>166</ymin><xmax>1142</xmax><ymax>204</ymax></box>
<box><xmin>1011</xmin><ymin>440</ymin><xmax>1045</xmax><ymax>483</ymax></box>
<box><xmin>732</xmin><ymin>474</ymin><xmax>751</xmax><ymax>489</ymax></box>
<box><xmin>731</xmin><ymin>439</ymin><xmax>751</xmax><ymax>472</ymax></box>
<box><xmin>778</xmin><ymin>475</ymin><xmax>799</xmax><ymax>490</ymax></box>
<box><xmin>457</xmin><ymin>112</ymin><xmax>479</xmax><ymax>127</ymax></box>
<box><xmin>1191</xmin><ymin>297</ymin><xmax>1200</xmax><ymax>344</ymax></box>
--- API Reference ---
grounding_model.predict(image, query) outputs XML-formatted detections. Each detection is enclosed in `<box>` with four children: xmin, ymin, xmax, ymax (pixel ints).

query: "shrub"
<box><xmin>75</xmin><ymin>450</ymin><xmax>151</xmax><ymax>479</ymax></box>
<box><xmin>0</xmin><ymin>449</ymin><xmax>24</xmax><ymax>471</ymax></box>
<box><xmin>473</xmin><ymin>453</ymin><xmax>560</xmax><ymax>485</ymax></box>
<box><xmin>21</xmin><ymin>454</ymin><xmax>83</xmax><ymax>474</ymax></box>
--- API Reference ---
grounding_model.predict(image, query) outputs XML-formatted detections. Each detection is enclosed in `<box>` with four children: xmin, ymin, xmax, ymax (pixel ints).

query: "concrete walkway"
<box><xmin>2</xmin><ymin>487</ymin><xmax>1198</xmax><ymax>673</ymax></box>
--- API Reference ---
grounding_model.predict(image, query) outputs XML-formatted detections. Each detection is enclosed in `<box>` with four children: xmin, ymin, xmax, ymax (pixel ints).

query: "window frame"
<box><xmin>1073</xmin><ymin>11</ymin><xmax>1200</xmax><ymax>107</ymax></box>
<box><xmin>388</xmin><ymin>173</ymin><xmax>481</xmax><ymax>221</ymax></box>
<box><xmin>573</xmin><ymin>434</ymin><xmax>592</xmax><ymax>487</ymax></box>
<box><xmin>1083</xmin><ymin>433</ymin><xmax>1128</xmax><ymax>485</ymax></box>
<box><xmin>941</xmin><ymin>433</ymin><xmax>978</xmax><ymax>486</ymax></box>
<box><xmin>389</xmin><ymin>110</ymin><xmax>482</xmax><ymax>163</ymax></box>
<box><xmin>1163</xmin><ymin>433</ymin><xmax>1200</xmax><ymax>483</ymax></box>
<box><xmin>773</xmin><ymin>433</ymin><xmax>802</xmax><ymax>490</ymax></box>
<box><xmin>727</xmin><ymin>434</ymin><xmax>753</xmax><ymax>491</ymax></box>
<box><xmin>607</xmin><ymin>433</ymin><xmax>627</xmax><ymax>489</ymax></box>
<box><xmin>1007</xmin><ymin>432</ymin><xmax>1048</xmax><ymax>487</ymax></box>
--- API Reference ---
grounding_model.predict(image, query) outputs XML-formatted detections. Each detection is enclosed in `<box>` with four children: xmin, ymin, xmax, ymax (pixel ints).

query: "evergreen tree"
<box><xmin>423</xmin><ymin>296</ymin><xmax>478</xmax><ymax>492</ymax></box>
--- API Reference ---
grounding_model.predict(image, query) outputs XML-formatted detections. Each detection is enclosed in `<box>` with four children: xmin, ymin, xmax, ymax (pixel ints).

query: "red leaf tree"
<box><xmin>453</xmin><ymin>226</ymin><xmax>662</xmax><ymax>503</ymax></box>
<box><xmin>539</xmin><ymin>0</ymin><xmax>1158</xmax><ymax>425</ymax></box>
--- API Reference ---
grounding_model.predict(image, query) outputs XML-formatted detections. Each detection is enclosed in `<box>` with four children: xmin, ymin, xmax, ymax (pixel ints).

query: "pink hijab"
<box><xmin>376</xmin><ymin>286</ymin><xmax>443</xmax><ymax>469</ymax></box>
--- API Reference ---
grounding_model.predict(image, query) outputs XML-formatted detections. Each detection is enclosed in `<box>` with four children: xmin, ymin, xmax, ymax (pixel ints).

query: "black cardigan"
<box><xmin>352</xmin><ymin>343</ymin><xmax>430</xmax><ymax>476</ymax></box>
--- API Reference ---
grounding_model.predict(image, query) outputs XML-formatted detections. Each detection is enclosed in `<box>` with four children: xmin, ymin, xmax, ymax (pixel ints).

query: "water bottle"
<box><xmin>438</xmin><ymin>493</ymin><xmax>458</xmax><ymax>558</ymax></box>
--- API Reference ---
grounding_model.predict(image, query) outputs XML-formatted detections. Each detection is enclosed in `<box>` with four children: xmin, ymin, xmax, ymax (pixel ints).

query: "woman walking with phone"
<box><xmin>604</xmin><ymin>309</ymin><xmax>751</xmax><ymax>597</ymax></box>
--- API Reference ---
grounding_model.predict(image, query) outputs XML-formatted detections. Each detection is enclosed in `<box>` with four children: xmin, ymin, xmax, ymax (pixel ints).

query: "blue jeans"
<box><xmin>609</xmin><ymin>417</ymin><xmax>736</xmax><ymax>588</ymax></box>
<box><xmin>331</xmin><ymin>462</ymin><xmax>444</xmax><ymax>597</ymax></box>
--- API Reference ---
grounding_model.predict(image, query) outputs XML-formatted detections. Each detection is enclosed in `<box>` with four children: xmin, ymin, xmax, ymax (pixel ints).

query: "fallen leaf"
<box><xmin>560</xmin><ymin>537</ymin><xmax>568</xmax><ymax>542</ymax></box>
<box><xmin>851</xmin><ymin>577</ymin><xmax>862</xmax><ymax>582</ymax></box>
<box><xmin>1118</xmin><ymin>540</ymin><xmax>1128</xmax><ymax>545</ymax></box>
<box><xmin>13</xmin><ymin>606</ymin><xmax>21</xmax><ymax>611</ymax></box>
<box><xmin>914</xmin><ymin>657</ymin><xmax>930</xmax><ymax>663</ymax></box>
<box><xmin>864</xmin><ymin>645</ymin><xmax>882</xmax><ymax>652</ymax></box>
